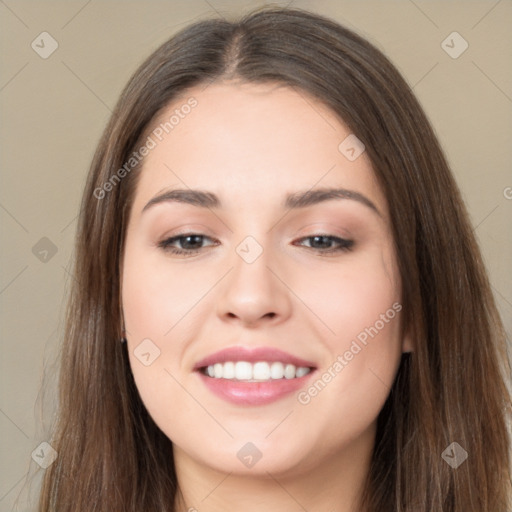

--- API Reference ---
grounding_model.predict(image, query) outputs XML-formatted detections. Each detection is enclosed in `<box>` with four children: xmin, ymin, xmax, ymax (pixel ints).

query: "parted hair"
<box><xmin>38</xmin><ymin>6</ymin><xmax>511</xmax><ymax>511</ymax></box>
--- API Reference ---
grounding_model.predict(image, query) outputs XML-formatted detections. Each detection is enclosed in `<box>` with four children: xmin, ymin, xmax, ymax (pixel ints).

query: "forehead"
<box><xmin>132</xmin><ymin>81</ymin><xmax>387</xmax><ymax>216</ymax></box>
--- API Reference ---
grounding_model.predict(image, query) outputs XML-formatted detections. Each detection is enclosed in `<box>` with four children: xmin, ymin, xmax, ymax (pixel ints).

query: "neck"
<box><xmin>173</xmin><ymin>424</ymin><xmax>375</xmax><ymax>512</ymax></box>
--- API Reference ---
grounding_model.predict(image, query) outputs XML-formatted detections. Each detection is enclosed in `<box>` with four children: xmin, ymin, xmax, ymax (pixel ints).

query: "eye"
<box><xmin>294</xmin><ymin>234</ymin><xmax>354</xmax><ymax>255</ymax></box>
<box><xmin>158</xmin><ymin>232</ymin><xmax>354</xmax><ymax>257</ymax></box>
<box><xmin>158</xmin><ymin>233</ymin><xmax>218</xmax><ymax>256</ymax></box>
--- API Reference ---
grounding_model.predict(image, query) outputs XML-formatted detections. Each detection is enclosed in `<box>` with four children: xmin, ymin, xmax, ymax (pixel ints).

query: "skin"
<box><xmin>121</xmin><ymin>80</ymin><xmax>413</xmax><ymax>512</ymax></box>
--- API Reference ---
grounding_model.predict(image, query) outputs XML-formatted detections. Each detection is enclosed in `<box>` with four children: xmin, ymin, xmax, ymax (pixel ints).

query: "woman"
<box><xmin>38</xmin><ymin>6</ymin><xmax>511</xmax><ymax>511</ymax></box>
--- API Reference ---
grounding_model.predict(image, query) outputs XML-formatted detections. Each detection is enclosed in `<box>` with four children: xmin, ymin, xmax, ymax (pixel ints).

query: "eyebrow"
<box><xmin>142</xmin><ymin>187</ymin><xmax>381</xmax><ymax>217</ymax></box>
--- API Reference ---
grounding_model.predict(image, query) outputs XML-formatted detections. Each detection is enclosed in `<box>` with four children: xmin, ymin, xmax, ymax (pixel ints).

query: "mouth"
<box><xmin>194</xmin><ymin>346</ymin><xmax>317</xmax><ymax>405</ymax></box>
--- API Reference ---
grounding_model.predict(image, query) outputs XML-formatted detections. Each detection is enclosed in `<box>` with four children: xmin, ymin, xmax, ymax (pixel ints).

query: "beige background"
<box><xmin>1</xmin><ymin>1</ymin><xmax>511</xmax><ymax>510</ymax></box>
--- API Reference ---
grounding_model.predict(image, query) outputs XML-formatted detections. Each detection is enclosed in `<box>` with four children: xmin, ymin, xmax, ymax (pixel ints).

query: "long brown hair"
<box><xmin>38</xmin><ymin>6</ymin><xmax>511</xmax><ymax>511</ymax></box>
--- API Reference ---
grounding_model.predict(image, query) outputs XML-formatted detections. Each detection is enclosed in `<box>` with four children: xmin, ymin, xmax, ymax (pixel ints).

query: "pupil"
<box><xmin>183</xmin><ymin>235</ymin><xmax>202</xmax><ymax>248</ymax></box>
<box><xmin>313</xmin><ymin>236</ymin><xmax>330</xmax><ymax>248</ymax></box>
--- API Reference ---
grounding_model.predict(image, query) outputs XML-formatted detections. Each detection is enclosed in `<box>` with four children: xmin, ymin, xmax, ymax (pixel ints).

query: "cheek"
<box><xmin>121</xmin><ymin>245</ymin><xmax>218</xmax><ymax>417</ymax></box>
<box><xmin>121</xmin><ymin>244</ymin><xmax>209</xmax><ymax>342</ymax></box>
<box><xmin>122</xmin><ymin>246</ymin><xmax>198</xmax><ymax>439</ymax></box>
<box><xmin>302</xmin><ymin>318</ymin><xmax>402</xmax><ymax>448</ymax></box>
<box><xmin>296</xmin><ymin>246</ymin><xmax>401</xmax><ymax>346</ymax></box>
<box><xmin>294</xmin><ymin>247</ymin><xmax>403</xmax><ymax>425</ymax></box>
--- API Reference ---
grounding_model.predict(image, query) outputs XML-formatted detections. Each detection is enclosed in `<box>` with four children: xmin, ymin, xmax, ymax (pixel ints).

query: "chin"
<box><xmin>175</xmin><ymin>435</ymin><xmax>317</xmax><ymax>478</ymax></box>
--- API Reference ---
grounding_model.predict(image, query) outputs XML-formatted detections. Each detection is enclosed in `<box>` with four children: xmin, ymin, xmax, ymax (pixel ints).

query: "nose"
<box><xmin>215</xmin><ymin>243</ymin><xmax>292</xmax><ymax>328</ymax></box>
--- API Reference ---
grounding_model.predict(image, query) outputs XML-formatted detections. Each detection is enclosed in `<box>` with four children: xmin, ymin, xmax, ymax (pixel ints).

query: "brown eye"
<box><xmin>295</xmin><ymin>235</ymin><xmax>354</xmax><ymax>254</ymax></box>
<box><xmin>158</xmin><ymin>233</ymin><xmax>217</xmax><ymax>256</ymax></box>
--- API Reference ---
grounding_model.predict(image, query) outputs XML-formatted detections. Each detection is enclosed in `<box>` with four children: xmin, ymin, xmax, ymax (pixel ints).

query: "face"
<box><xmin>121</xmin><ymin>81</ymin><xmax>411</xmax><ymax>478</ymax></box>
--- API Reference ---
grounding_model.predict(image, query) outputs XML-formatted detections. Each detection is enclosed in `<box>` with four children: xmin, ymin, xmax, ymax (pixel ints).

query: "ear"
<box><xmin>401</xmin><ymin>330</ymin><xmax>414</xmax><ymax>353</ymax></box>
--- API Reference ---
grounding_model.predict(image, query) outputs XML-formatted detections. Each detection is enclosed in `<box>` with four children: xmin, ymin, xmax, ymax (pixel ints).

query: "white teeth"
<box><xmin>284</xmin><ymin>364</ymin><xmax>296</xmax><ymax>379</ymax></box>
<box><xmin>223</xmin><ymin>361</ymin><xmax>235</xmax><ymax>379</ymax></box>
<box><xmin>295</xmin><ymin>366</ymin><xmax>310</xmax><ymax>378</ymax></box>
<box><xmin>253</xmin><ymin>362</ymin><xmax>270</xmax><ymax>380</ymax></box>
<box><xmin>270</xmin><ymin>362</ymin><xmax>284</xmax><ymax>379</ymax></box>
<box><xmin>235</xmin><ymin>361</ymin><xmax>252</xmax><ymax>380</ymax></box>
<box><xmin>213</xmin><ymin>363</ymin><xmax>223</xmax><ymax>379</ymax></box>
<box><xmin>204</xmin><ymin>361</ymin><xmax>312</xmax><ymax>381</ymax></box>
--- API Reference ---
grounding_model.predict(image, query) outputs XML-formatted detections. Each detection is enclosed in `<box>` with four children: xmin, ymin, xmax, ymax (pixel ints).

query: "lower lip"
<box><xmin>197</xmin><ymin>371</ymin><xmax>315</xmax><ymax>406</ymax></box>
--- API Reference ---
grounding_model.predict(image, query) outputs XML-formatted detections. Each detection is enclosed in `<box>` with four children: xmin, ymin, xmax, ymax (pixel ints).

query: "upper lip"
<box><xmin>193</xmin><ymin>346</ymin><xmax>317</xmax><ymax>370</ymax></box>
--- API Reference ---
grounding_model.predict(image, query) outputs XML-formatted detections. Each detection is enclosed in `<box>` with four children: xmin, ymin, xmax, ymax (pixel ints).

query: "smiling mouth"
<box><xmin>200</xmin><ymin>361</ymin><xmax>314</xmax><ymax>381</ymax></box>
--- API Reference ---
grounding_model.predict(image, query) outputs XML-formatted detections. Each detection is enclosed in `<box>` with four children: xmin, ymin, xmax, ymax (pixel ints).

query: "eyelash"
<box><xmin>157</xmin><ymin>233</ymin><xmax>354</xmax><ymax>256</ymax></box>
